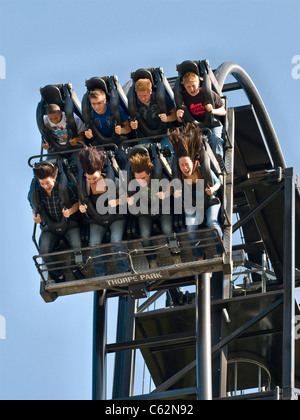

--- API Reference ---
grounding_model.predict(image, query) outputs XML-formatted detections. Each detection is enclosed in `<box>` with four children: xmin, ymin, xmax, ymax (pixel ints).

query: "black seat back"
<box><xmin>36</xmin><ymin>83</ymin><xmax>82</xmax><ymax>151</ymax></box>
<box><xmin>127</xmin><ymin>67</ymin><xmax>175</xmax><ymax>137</ymax></box>
<box><xmin>28</xmin><ymin>160</ymin><xmax>78</xmax><ymax>235</ymax></box>
<box><xmin>82</xmin><ymin>75</ymin><xmax>129</xmax><ymax>145</ymax></box>
<box><xmin>174</xmin><ymin>60</ymin><xmax>220</xmax><ymax>129</ymax></box>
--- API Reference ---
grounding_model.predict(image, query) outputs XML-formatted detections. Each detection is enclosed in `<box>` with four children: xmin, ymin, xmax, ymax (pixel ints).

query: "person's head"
<box><xmin>88</xmin><ymin>89</ymin><xmax>107</xmax><ymax>114</ymax></box>
<box><xmin>178</xmin><ymin>156</ymin><xmax>197</xmax><ymax>177</ymax></box>
<box><xmin>182</xmin><ymin>72</ymin><xmax>201</xmax><ymax>97</ymax></box>
<box><xmin>33</xmin><ymin>162</ymin><xmax>58</xmax><ymax>194</ymax></box>
<box><xmin>79</xmin><ymin>146</ymin><xmax>106</xmax><ymax>186</ymax></box>
<box><xmin>135</xmin><ymin>78</ymin><xmax>152</xmax><ymax>104</ymax></box>
<box><xmin>129</xmin><ymin>152</ymin><xmax>154</xmax><ymax>186</ymax></box>
<box><xmin>46</xmin><ymin>104</ymin><xmax>63</xmax><ymax>125</ymax></box>
<box><xmin>168</xmin><ymin>123</ymin><xmax>203</xmax><ymax>177</ymax></box>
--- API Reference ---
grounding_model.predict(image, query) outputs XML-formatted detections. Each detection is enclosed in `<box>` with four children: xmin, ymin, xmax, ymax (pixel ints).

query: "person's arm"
<box><xmin>108</xmin><ymin>197</ymin><xmax>127</xmax><ymax>207</ymax></box>
<box><xmin>115</xmin><ymin>105</ymin><xmax>132</xmax><ymax>135</ymax></box>
<box><xmin>62</xmin><ymin>202</ymin><xmax>79</xmax><ymax>218</ymax></box>
<box><xmin>205</xmin><ymin>103</ymin><xmax>226</xmax><ymax>116</ymax></box>
<box><xmin>205</xmin><ymin>93</ymin><xmax>226</xmax><ymax>116</ymax></box>
<box><xmin>158</xmin><ymin>108</ymin><xmax>177</xmax><ymax>123</ymax></box>
<box><xmin>205</xmin><ymin>183</ymin><xmax>220</xmax><ymax>196</ymax></box>
<box><xmin>205</xmin><ymin>171</ymin><xmax>221</xmax><ymax>195</ymax></box>
<box><xmin>115</xmin><ymin>119</ymin><xmax>131</xmax><ymax>135</ymax></box>
<box><xmin>69</xmin><ymin>131</ymin><xmax>84</xmax><ymax>146</ymax></box>
<box><xmin>130</xmin><ymin>118</ymin><xmax>139</xmax><ymax>130</ymax></box>
<box><xmin>156</xmin><ymin>180</ymin><xmax>173</xmax><ymax>200</ymax></box>
<box><xmin>32</xmin><ymin>209</ymin><xmax>42</xmax><ymax>224</ymax></box>
<box><xmin>176</xmin><ymin>108</ymin><xmax>185</xmax><ymax>122</ymax></box>
<box><xmin>127</xmin><ymin>195</ymin><xmax>135</xmax><ymax>206</ymax></box>
<box><xmin>85</xmin><ymin>128</ymin><xmax>93</xmax><ymax>139</ymax></box>
<box><xmin>42</xmin><ymin>141</ymin><xmax>50</xmax><ymax>150</ymax></box>
<box><xmin>63</xmin><ymin>183</ymin><xmax>80</xmax><ymax>217</ymax></box>
<box><xmin>79</xmin><ymin>202</ymin><xmax>87</xmax><ymax>213</ymax></box>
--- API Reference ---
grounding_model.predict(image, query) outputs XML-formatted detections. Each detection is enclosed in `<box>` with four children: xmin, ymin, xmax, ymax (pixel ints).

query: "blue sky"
<box><xmin>0</xmin><ymin>0</ymin><xmax>299</xmax><ymax>400</ymax></box>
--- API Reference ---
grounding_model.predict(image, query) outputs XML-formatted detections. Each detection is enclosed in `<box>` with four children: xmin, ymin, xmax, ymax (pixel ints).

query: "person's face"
<box><xmin>47</xmin><ymin>111</ymin><xmax>63</xmax><ymax>125</ymax></box>
<box><xmin>179</xmin><ymin>156</ymin><xmax>195</xmax><ymax>177</ymax></box>
<box><xmin>90</xmin><ymin>96</ymin><xmax>107</xmax><ymax>114</ymax></box>
<box><xmin>39</xmin><ymin>177</ymin><xmax>56</xmax><ymax>194</ymax></box>
<box><xmin>134</xmin><ymin>171</ymin><xmax>151</xmax><ymax>187</ymax></box>
<box><xmin>136</xmin><ymin>90</ymin><xmax>152</xmax><ymax>104</ymax></box>
<box><xmin>184</xmin><ymin>79</ymin><xmax>200</xmax><ymax>96</ymax></box>
<box><xmin>85</xmin><ymin>170</ymin><xmax>102</xmax><ymax>187</ymax></box>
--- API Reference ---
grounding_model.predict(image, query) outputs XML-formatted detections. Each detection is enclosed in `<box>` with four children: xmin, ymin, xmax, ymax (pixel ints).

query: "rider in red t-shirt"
<box><xmin>176</xmin><ymin>72</ymin><xmax>226</xmax><ymax>159</ymax></box>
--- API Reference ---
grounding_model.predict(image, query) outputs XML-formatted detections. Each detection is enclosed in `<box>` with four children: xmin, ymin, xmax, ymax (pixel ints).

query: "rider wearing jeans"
<box><xmin>78</xmin><ymin>146</ymin><xmax>130</xmax><ymax>277</ymax></box>
<box><xmin>128</xmin><ymin>151</ymin><xmax>174</xmax><ymax>262</ymax></box>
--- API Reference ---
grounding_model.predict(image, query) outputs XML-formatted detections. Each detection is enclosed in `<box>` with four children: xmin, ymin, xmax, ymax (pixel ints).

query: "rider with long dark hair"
<box><xmin>169</xmin><ymin>124</ymin><xmax>223</xmax><ymax>260</ymax></box>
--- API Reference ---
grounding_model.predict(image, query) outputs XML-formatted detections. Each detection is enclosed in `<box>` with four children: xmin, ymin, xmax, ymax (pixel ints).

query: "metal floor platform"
<box><xmin>34</xmin><ymin>229</ymin><xmax>229</xmax><ymax>302</ymax></box>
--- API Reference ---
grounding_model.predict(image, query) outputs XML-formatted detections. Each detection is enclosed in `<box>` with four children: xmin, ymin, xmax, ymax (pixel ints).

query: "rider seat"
<box><xmin>126</xmin><ymin>67</ymin><xmax>176</xmax><ymax>138</ymax></box>
<box><xmin>174</xmin><ymin>59</ymin><xmax>222</xmax><ymax>129</ymax></box>
<box><xmin>81</xmin><ymin>75</ymin><xmax>130</xmax><ymax>145</ymax></box>
<box><xmin>36</xmin><ymin>83</ymin><xmax>83</xmax><ymax>152</ymax></box>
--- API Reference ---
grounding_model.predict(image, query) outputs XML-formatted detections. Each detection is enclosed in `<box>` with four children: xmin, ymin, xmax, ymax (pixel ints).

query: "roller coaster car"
<box><xmin>125</xmin><ymin>67</ymin><xmax>176</xmax><ymax>137</ymax></box>
<box><xmin>81</xmin><ymin>75</ymin><xmax>130</xmax><ymax>145</ymax></box>
<box><xmin>36</xmin><ymin>83</ymin><xmax>84</xmax><ymax>153</ymax></box>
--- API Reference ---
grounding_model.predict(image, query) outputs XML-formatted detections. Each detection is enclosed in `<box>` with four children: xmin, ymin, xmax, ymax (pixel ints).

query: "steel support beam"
<box><xmin>113</xmin><ymin>296</ymin><xmax>137</xmax><ymax>399</ymax></box>
<box><xmin>232</xmin><ymin>183</ymin><xmax>284</xmax><ymax>233</ymax></box>
<box><xmin>282</xmin><ymin>168</ymin><xmax>296</xmax><ymax>398</ymax></box>
<box><xmin>92</xmin><ymin>290</ymin><xmax>107</xmax><ymax>401</ymax></box>
<box><xmin>196</xmin><ymin>273</ymin><xmax>212</xmax><ymax>400</ymax></box>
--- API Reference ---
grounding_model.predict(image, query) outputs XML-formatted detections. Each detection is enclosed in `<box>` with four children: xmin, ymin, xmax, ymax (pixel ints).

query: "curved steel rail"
<box><xmin>214</xmin><ymin>62</ymin><xmax>286</xmax><ymax>169</ymax></box>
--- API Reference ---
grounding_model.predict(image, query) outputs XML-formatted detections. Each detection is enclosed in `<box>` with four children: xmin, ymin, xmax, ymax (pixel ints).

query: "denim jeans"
<box><xmin>89</xmin><ymin>219</ymin><xmax>129</xmax><ymax>276</ymax></box>
<box><xmin>39</xmin><ymin>227</ymin><xmax>82</xmax><ymax>281</ymax></box>
<box><xmin>160</xmin><ymin>136</ymin><xmax>174</xmax><ymax>156</ymax></box>
<box><xmin>115</xmin><ymin>148</ymin><xmax>128</xmax><ymax>170</ymax></box>
<box><xmin>185</xmin><ymin>203</ymin><xmax>222</xmax><ymax>259</ymax></box>
<box><xmin>209</xmin><ymin>124</ymin><xmax>224</xmax><ymax>157</ymax></box>
<box><xmin>138</xmin><ymin>214</ymin><xmax>173</xmax><ymax>260</ymax></box>
<box><xmin>139</xmin><ymin>136</ymin><xmax>174</xmax><ymax>156</ymax></box>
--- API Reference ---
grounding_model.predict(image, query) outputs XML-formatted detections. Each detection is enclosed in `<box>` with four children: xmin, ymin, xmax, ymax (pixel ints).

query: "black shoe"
<box><xmin>55</xmin><ymin>274</ymin><xmax>66</xmax><ymax>283</ymax></box>
<box><xmin>72</xmin><ymin>269</ymin><xmax>85</xmax><ymax>280</ymax></box>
